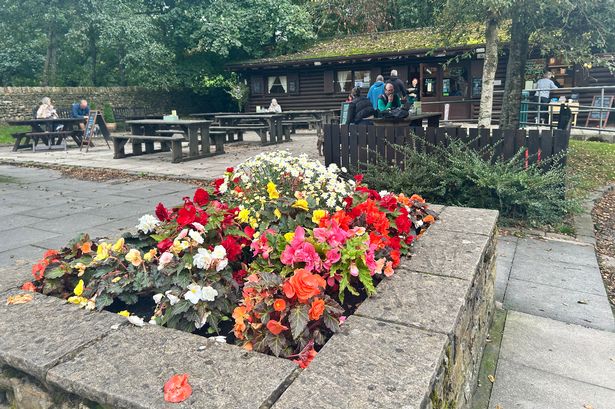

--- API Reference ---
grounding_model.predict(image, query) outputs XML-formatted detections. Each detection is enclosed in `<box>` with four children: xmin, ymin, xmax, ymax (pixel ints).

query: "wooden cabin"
<box><xmin>227</xmin><ymin>29</ymin><xmax>615</xmax><ymax>126</ymax></box>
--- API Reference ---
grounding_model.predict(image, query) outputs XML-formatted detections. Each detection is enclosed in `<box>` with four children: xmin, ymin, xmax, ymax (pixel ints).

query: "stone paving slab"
<box><xmin>272</xmin><ymin>315</ymin><xmax>447</xmax><ymax>409</ymax></box>
<box><xmin>498</xmin><ymin>311</ymin><xmax>615</xmax><ymax>389</ymax></box>
<box><xmin>514</xmin><ymin>237</ymin><xmax>599</xmax><ymax>268</ymax></box>
<box><xmin>503</xmin><ymin>278</ymin><xmax>615</xmax><ymax>331</ymax></box>
<box><xmin>428</xmin><ymin>206</ymin><xmax>498</xmax><ymax>237</ymax></box>
<box><xmin>489</xmin><ymin>359</ymin><xmax>615</xmax><ymax>409</ymax></box>
<box><xmin>509</xmin><ymin>257</ymin><xmax>609</xmax><ymax>296</ymax></box>
<box><xmin>0</xmin><ymin>265</ymin><xmax>32</xmax><ymax>294</ymax></box>
<box><xmin>0</xmin><ymin>290</ymin><xmax>125</xmax><ymax>381</ymax></box>
<box><xmin>355</xmin><ymin>268</ymin><xmax>470</xmax><ymax>334</ymax></box>
<box><xmin>0</xmin><ymin>227</ymin><xmax>59</xmax><ymax>253</ymax></box>
<box><xmin>0</xmin><ymin>214</ymin><xmax>46</xmax><ymax>232</ymax></box>
<box><xmin>495</xmin><ymin>257</ymin><xmax>513</xmax><ymax>303</ymax></box>
<box><xmin>408</xmin><ymin>230</ymin><xmax>489</xmax><ymax>281</ymax></box>
<box><xmin>34</xmin><ymin>213</ymin><xmax>113</xmax><ymax>235</ymax></box>
<box><xmin>92</xmin><ymin>202</ymin><xmax>157</xmax><ymax>218</ymax></box>
<box><xmin>47</xmin><ymin>325</ymin><xmax>297</xmax><ymax>409</ymax></box>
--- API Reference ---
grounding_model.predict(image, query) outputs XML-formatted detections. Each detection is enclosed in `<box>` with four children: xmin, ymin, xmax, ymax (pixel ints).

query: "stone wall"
<box><xmin>0</xmin><ymin>206</ymin><xmax>498</xmax><ymax>409</ymax></box>
<box><xmin>0</xmin><ymin>87</ymin><xmax>210</xmax><ymax>122</ymax></box>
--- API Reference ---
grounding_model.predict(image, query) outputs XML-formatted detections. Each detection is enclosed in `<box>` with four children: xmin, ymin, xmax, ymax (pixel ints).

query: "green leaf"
<box><xmin>171</xmin><ymin>300</ymin><xmax>191</xmax><ymax>315</ymax></box>
<box><xmin>118</xmin><ymin>293</ymin><xmax>138</xmax><ymax>305</ymax></box>
<box><xmin>95</xmin><ymin>293</ymin><xmax>113</xmax><ymax>310</ymax></box>
<box><xmin>265</xmin><ymin>333</ymin><xmax>288</xmax><ymax>357</ymax></box>
<box><xmin>358</xmin><ymin>266</ymin><xmax>376</xmax><ymax>297</ymax></box>
<box><xmin>45</xmin><ymin>267</ymin><xmax>66</xmax><ymax>279</ymax></box>
<box><xmin>288</xmin><ymin>304</ymin><xmax>309</xmax><ymax>339</ymax></box>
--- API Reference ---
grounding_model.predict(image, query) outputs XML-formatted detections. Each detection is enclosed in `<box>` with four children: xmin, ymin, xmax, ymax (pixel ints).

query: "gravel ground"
<box><xmin>593</xmin><ymin>188</ymin><xmax>615</xmax><ymax>308</ymax></box>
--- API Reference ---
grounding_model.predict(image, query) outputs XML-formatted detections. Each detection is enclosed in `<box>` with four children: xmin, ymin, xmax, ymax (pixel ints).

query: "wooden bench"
<box><xmin>12</xmin><ymin>131</ymin><xmax>74</xmax><ymax>152</ymax></box>
<box><xmin>113</xmin><ymin>134</ymin><xmax>185</xmax><ymax>163</ymax></box>
<box><xmin>209</xmin><ymin>125</ymin><xmax>270</xmax><ymax>143</ymax></box>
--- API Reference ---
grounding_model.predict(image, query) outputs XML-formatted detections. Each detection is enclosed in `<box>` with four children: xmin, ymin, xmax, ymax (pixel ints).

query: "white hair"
<box><xmin>390</xmin><ymin>69</ymin><xmax>398</xmax><ymax>77</ymax></box>
<box><xmin>376</xmin><ymin>75</ymin><xmax>384</xmax><ymax>82</ymax></box>
<box><xmin>41</xmin><ymin>97</ymin><xmax>51</xmax><ymax>105</ymax></box>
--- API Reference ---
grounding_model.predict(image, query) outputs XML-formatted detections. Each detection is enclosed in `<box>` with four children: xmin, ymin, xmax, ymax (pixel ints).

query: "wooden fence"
<box><xmin>323</xmin><ymin>125</ymin><xmax>571</xmax><ymax>171</ymax></box>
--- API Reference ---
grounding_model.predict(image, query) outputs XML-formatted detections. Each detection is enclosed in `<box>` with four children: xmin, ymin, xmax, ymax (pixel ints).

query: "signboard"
<box><xmin>585</xmin><ymin>96</ymin><xmax>613</xmax><ymax>126</ymax></box>
<box><xmin>80</xmin><ymin>110</ymin><xmax>98</xmax><ymax>151</ymax></box>
<box><xmin>340</xmin><ymin>102</ymin><xmax>351</xmax><ymax>125</ymax></box>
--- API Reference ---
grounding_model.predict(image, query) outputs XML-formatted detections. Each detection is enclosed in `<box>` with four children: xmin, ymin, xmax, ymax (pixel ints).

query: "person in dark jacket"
<box><xmin>388</xmin><ymin>70</ymin><xmax>408</xmax><ymax>100</ymax></box>
<box><xmin>71</xmin><ymin>99</ymin><xmax>91</xmax><ymax>131</ymax></box>
<box><xmin>348</xmin><ymin>87</ymin><xmax>375</xmax><ymax>125</ymax></box>
<box><xmin>377</xmin><ymin>83</ymin><xmax>402</xmax><ymax>112</ymax></box>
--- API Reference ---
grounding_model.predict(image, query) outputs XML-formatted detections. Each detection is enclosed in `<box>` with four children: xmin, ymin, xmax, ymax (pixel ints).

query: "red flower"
<box><xmin>354</xmin><ymin>174</ymin><xmax>364</xmax><ymax>184</ymax></box>
<box><xmin>195</xmin><ymin>211</ymin><xmax>209</xmax><ymax>226</ymax></box>
<box><xmin>282</xmin><ymin>280</ymin><xmax>295</xmax><ymax>299</ymax></box>
<box><xmin>155</xmin><ymin>203</ymin><xmax>171</xmax><ymax>221</ymax></box>
<box><xmin>177</xmin><ymin>203</ymin><xmax>196</xmax><ymax>226</ymax></box>
<box><xmin>193</xmin><ymin>188</ymin><xmax>210</xmax><ymax>206</ymax></box>
<box><xmin>395</xmin><ymin>210</ymin><xmax>411</xmax><ymax>234</ymax></box>
<box><xmin>232</xmin><ymin>269</ymin><xmax>248</xmax><ymax>285</ymax></box>
<box><xmin>244</xmin><ymin>226</ymin><xmax>255</xmax><ymax>239</ymax></box>
<box><xmin>163</xmin><ymin>374</ymin><xmax>192</xmax><ymax>403</ymax></box>
<box><xmin>289</xmin><ymin>269</ymin><xmax>326</xmax><ymax>304</ymax></box>
<box><xmin>213</xmin><ymin>178</ymin><xmax>225</xmax><ymax>194</ymax></box>
<box><xmin>390</xmin><ymin>249</ymin><xmax>401</xmax><ymax>267</ymax></box>
<box><xmin>157</xmin><ymin>238</ymin><xmax>173</xmax><ymax>253</ymax></box>
<box><xmin>292</xmin><ymin>341</ymin><xmax>318</xmax><ymax>369</ymax></box>
<box><xmin>32</xmin><ymin>263</ymin><xmax>46</xmax><ymax>281</ymax></box>
<box><xmin>21</xmin><ymin>282</ymin><xmax>36</xmax><ymax>292</ymax></box>
<box><xmin>308</xmin><ymin>298</ymin><xmax>325</xmax><ymax>320</ymax></box>
<box><xmin>266</xmin><ymin>319</ymin><xmax>288</xmax><ymax>335</ymax></box>
<box><xmin>43</xmin><ymin>249</ymin><xmax>58</xmax><ymax>259</ymax></box>
<box><xmin>226</xmin><ymin>167</ymin><xmax>234</xmax><ymax>173</ymax></box>
<box><xmin>221</xmin><ymin>236</ymin><xmax>242</xmax><ymax>262</ymax></box>
<box><xmin>379</xmin><ymin>194</ymin><xmax>398</xmax><ymax>212</ymax></box>
<box><xmin>342</xmin><ymin>196</ymin><xmax>353</xmax><ymax>209</ymax></box>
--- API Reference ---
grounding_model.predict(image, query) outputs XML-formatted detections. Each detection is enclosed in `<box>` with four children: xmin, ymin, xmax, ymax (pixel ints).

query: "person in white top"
<box><xmin>267</xmin><ymin>98</ymin><xmax>282</xmax><ymax>113</ymax></box>
<box><xmin>36</xmin><ymin>97</ymin><xmax>58</xmax><ymax>119</ymax></box>
<box><xmin>534</xmin><ymin>71</ymin><xmax>558</xmax><ymax>123</ymax></box>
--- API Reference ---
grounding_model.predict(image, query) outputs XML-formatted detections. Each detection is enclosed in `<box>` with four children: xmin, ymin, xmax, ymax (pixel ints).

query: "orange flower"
<box><xmin>282</xmin><ymin>280</ymin><xmax>295</xmax><ymax>299</ymax></box>
<box><xmin>308</xmin><ymin>298</ymin><xmax>325</xmax><ymax>320</ymax></box>
<box><xmin>243</xmin><ymin>341</ymin><xmax>253</xmax><ymax>351</ymax></box>
<box><xmin>232</xmin><ymin>306</ymin><xmax>249</xmax><ymax>322</ymax></box>
<box><xmin>31</xmin><ymin>263</ymin><xmax>46</xmax><ymax>281</ymax></box>
<box><xmin>289</xmin><ymin>269</ymin><xmax>326</xmax><ymax>304</ymax></box>
<box><xmin>423</xmin><ymin>215</ymin><xmax>435</xmax><ymax>224</ymax></box>
<box><xmin>410</xmin><ymin>194</ymin><xmax>425</xmax><ymax>203</ymax></box>
<box><xmin>21</xmin><ymin>282</ymin><xmax>36</xmax><ymax>292</ymax></box>
<box><xmin>273</xmin><ymin>299</ymin><xmax>286</xmax><ymax>312</ymax></box>
<box><xmin>397</xmin><ymin>193</ymin><xmax>411</xmax><ymax>207</ymax></box>
<box><xmin>43</xmin><ymin>249</ymin><xmax>59</xmax><ymax>259</ymax></box>
<box><xmin>234</xmin><ymin>320</ymin><xmax>246</xmax><ymax>339</ymax></box>
<box><xmin>266</xmin><ymin>319</ymin><xmax>288</xmax><ymax>335</ymax></box>
<box><xmin>80</xmin><ymin>242</ymin><xmax>92</xmax><ymax>254</ymax></box>
<box><xmin>163</xmin><ymin>374</ymin><xmax>192</xmax><ymax>403</ymax></box>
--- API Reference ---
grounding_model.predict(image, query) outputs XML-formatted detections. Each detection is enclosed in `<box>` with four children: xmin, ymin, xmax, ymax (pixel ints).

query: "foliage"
<box><xmin>0</xmin><ymin>125</ymin><xmax>29</xmax><ymax>144</ymax></box>
<box><xmin>102</xmin><ymin>103</ymin><xmax>115</xmax><ymax>123</ymax></box>
<box><xmin>25</xmin><ymin>153</ymin><xmax>436</xmax><ymax>366</ymax></box>
<box><xmin>362</xmin><ymin>136</ymin><xmax>580</xmax><ymax>226</ymax></box>
<box><xmin>567</xmin><ymin>140</ymin><xmax>615</xmax><ymax>198</ymax></box>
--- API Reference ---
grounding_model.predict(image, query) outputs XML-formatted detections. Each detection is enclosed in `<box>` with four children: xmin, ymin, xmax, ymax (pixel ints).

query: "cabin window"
<box><xmin>422</xmin><ymin>65</ymin><xmax>438</xmax><ymax>97</ymax></box>
<box><xmin>251</xmin><ymin>77</ymin><xmax>264</xmax><ymax>95</ymax></box>
<box><xmin>353</xmin><ymin>70</ymin><xmax>371</xmax><ymax>89</ymax></box>
<box><xmin>268</xmin><ymin>76</ymin><xmax>288</xmax><ymax>94</ymax></box>
<box><xmin>337</xmin><ymin>71</ymin><xmax>352</xmax><ymax>93</ymax></box>
<box><xmin>442</xmin><ymin>65</ymin><xmax>469</xmax><ymax>97</ymax></box>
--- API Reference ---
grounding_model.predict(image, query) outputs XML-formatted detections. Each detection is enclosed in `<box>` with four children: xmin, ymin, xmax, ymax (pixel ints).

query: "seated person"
<box><xmin>267</xmin><ymin>98</ymin><xmax>282</xmax><ymax>113</ymax></box>
<box><xmin>36</xmin><ymin>97</ymin><xmax>58</xmax><ymax>119</ymax></box>
<box><xmin>406</xmin><ymin>78</ymin><xmax>420</xmax><ymax>104</ymax></box>
<box><xmin>347</xmin><ymin>87</ymin><xmax>375</xmax><ymax>125</ymax></box>
<box><xmin>377</xmin><ymin>83</ymin><xmax>402</xmax><ymax>112</ymax></box>
<box><xmin>71</xmin><ymin>99</ymin><xmax>90</xmax><ymax>131</ymax></box>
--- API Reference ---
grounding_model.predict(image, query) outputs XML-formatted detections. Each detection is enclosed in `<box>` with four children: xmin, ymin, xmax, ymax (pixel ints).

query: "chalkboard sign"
<box><xmin>80</xmin><ymin>111</ymin><xmax>98</xmax><ymax>151</ymax></box>
<box><xmin>585</xmin><ymin>96</ymin><xmax>613</xmax><ymax>126</ymax></box>
<box><xmin>340</xmin><ymin>102</ymin><xmax>351</xmax><ymax>125</ymax></box>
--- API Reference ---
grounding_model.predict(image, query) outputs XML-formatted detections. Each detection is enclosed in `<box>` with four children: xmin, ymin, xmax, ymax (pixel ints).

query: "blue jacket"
<box><xmin>367</xmin><ymin>81</ymin><xmax>385</xmax><ymax>109</ymax></box>
<box><xmin>71</xmin><ymin>103</ymin><xmax>90</xmax><ymax>118</ymax></box>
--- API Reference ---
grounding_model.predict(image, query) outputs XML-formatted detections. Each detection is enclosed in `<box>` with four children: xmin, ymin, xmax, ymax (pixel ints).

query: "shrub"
<box><xmin>362</xmin><ymin>136</ymin><xmax>580</xmax><ymax>226</ymax></box>
<box><xmin>103</xmin><ymin>103</ymin><xmax>116</xmax><ymax>123</ymax></box>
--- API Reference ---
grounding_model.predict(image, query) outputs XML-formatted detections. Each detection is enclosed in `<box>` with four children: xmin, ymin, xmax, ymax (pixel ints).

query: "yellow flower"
<box><xmin>74</xmin><ymin>279</ymin><xmax>84</xmax><ymax>296</ymax></box>
<box><xmin>267</xmin><ymin>181</ymin><xmax>280</xmax><ymax>199</ymax></box>
<box><xmin>312</xmin><ymin>209</ymin><xmax>326</xmax><ymax>224</ymax></box>
<box><xmin>112</xmin><ymin>276</ymin><xmax>122</xmax><ymax>283</ymax></box>
<box><xmin>249</xmin><ymin>217</ymin><xmax>259</xmax><ymax>229</ymax></box>
<box><xmin>284</xmin><ymin>232</ymin><xmax>295</xmax><ymax>243</ymax></box>
<box><xmin>237</xmin><ymin>208</ymin><xmax>250</xmax><ymax>223</ymax></box>
<box><xmin>67</xmin><ymin>296</ymin><xmax>88</xmax><ymax>305</ymax></box>
<box><xmin>274</xmin><ymin>208</ymin><xmax>282</xmax><ymax>219</ymax></box>
<box><xmin>125</xmin><ymin>249</ymin><xmax>142</xmax><ymax>267</ymax></box>
<box><xmin>112</xmin><ymin>237</ymin><xmax>125</xmax><ymax>253</ymax></box>
<box><xmin>143</xmin><ymin>248</ymin><xmax>157</xmax><ymax>262</ymax></box>
<box><xmin>94</xmin><ymin>242</ymin><xmax>110</xmax><ymax>261</ymax></box>
<box><xmin>117</xmin><ymin>310</ymin><xmax>130</xmax><ymax>317</ymax></box>
<box><xmin>292</xmin><ymin>199</ymin><xmax>309</xmax><ymax>211</ymax></box>
<box><xmin>74</xmin><ymin>262</ymin><xmax>86</xmax><ymax>277</ymax></box>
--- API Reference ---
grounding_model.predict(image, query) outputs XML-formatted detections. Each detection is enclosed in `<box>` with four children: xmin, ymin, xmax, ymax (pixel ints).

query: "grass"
<box><xmin>567</xmin><ymin>139</ymin><xmax>615</xmax><ymax>198</ymax></box>
<box><xmin>0</xmin><ymin>125</ymin><xmax>29</xmax><ymax>144</ymax></box>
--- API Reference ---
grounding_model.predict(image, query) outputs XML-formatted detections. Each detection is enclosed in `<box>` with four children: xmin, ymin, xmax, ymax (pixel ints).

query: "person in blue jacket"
<box><xmin>71</xmin><ymin>99</ymin><xmax>90</xmax><ymax>131</ymax></box>
<box><xmin>367</xmin><ymin>75</ymin><xmax>385</xmax><ymax>109</ymax></box>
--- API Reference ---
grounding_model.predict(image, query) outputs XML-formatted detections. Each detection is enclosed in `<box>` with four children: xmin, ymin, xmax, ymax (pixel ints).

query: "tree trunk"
<box><xmin>477</xmin><ymin>14</ymin><xmax>499</xmax><ymax>128</ymax></box>
<box><xmin>43</xmin><ymin>27</ymin><xmax>58</xmax><ymax>86</ymax></box>
<box><xmin>89</xmin><ymin>26</ymin><xmax>97</xmax><ymax>86</ymax></box>
<box><xmin>499</xmin><ymin>8</ymin><xmax>529</xmax><ymax>129</ymax></box>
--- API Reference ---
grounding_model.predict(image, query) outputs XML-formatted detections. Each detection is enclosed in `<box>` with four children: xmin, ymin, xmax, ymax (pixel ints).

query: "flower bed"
<box><xmin>23</xmin><ymin>152</ymin><xmax>435</xmax><ymax>367</ymax></box>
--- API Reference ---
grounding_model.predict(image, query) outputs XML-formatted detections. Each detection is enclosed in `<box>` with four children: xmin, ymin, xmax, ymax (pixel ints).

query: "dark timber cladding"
<box><xmin>228</xmin><ymin>30</ymin><xmax>615</xmax><ymax>124</ymax></box>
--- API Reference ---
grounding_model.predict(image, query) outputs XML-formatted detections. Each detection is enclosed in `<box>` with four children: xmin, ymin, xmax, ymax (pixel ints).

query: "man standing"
<box><xmin>388</xmin><ymin>70</ymin><xmax>408</xmax><ymax>100</ymax></box>
<box><xmin>377</xmin><ymin>83</ymin><xmax>402</xmax><ymax>112</ymax></box>
<box><xmin>71</xmin><ymin>99</ymin><xmax>90</xmax><ymax>131</ymax></box>
<box><xmin>534</xmin><ymin>71</ymin><xmax>558</xmax><ymax>123</ymax></box>
<box><xmin>367</xmin><ymin>75</ymin><xmax>385</xmax><ymax>109</ymax></box>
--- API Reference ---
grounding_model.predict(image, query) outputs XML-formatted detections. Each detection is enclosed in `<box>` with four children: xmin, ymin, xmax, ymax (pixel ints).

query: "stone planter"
<box><xmin>0</xmin><ymin>206</ymin><xmax>497</xmax><ymax>409</ymax></box>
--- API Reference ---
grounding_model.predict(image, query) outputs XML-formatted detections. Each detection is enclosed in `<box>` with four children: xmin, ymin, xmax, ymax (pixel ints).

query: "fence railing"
<box><xmin>323</xmin><ymin>125</ymin><xmax>571</xmax><ymax>171</ymax></box>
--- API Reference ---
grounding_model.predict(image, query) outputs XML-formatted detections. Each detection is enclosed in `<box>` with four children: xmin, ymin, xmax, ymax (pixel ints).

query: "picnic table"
<box><xmin>8</xmin><ymin>117</ymin><xmax>88</xmax><ymax>151</ymax></box>
<box><xmin>372</xmin><ymin>112</ymin><xmax>442</xmax><ymax>127</ymax></box>
<box><xmin>119</xmin><ymin>119</ymin><xmax>223</xmax><ymax>163</ymax></box>
<box><xmin>214</xmin><ymin>113</ymin><xmax>285</xmax><ymax>145</ymax></box>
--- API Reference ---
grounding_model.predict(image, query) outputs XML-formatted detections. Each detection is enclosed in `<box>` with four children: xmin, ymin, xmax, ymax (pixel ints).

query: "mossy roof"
<box><xmin>233</xmin><ymin>24</ymin><xmax>510</xmax><ymax>67</ymax></box>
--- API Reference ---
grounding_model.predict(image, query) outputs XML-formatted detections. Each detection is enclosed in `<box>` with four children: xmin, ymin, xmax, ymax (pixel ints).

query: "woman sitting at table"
<box><xmin>36</xmin><ymin>97</ymin><xmax>58</xmax><ymax>119</ymax></box>
<box><xmin>267</xmin><ymin>98</ymin><xmax>282</xmax><ymax>113</ymax></box>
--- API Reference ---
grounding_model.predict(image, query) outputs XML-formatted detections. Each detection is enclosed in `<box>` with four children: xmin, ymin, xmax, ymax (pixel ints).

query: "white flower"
<box><xmin>184</xmin><ymin>283</ymin><xmax>203</xmax><ymax>304</ymax></box>
<box><xmin>379</xmin><ymin>190</ymin><xmax>390</xmax><ymax>197</ymax></box>
<box><xmin>193</xmin><ymin>248</ymin><xmax>213</xmax><ymax>270</ymax></box>
<box><xmin>192</xmin><ymin>222</ymin><xmax>205</xmax><ymax>232</ymax></box>
<box><xmin>127</xmin><ymin>315</ymin><xmax>145</xmax><ymax>327</ymax></box>
<box><xmin>211</xmin><ymin>245</ymin><xmax>226</xmax><ymax>260</ymax></box>
<box><xmin>195</xmin><ymin>311</ymin><xmax>211</xmax><ymax>329</ymax></box>
<box><xmin>216</xmin><ymin>258</ymin><xmax>228</xmax><ymax>272</ymax></box>
<box><xmin>158</xmin><ymin>252</ymin><xmax>173</xmax><ymax>271</ymax></box>
<box><xmin>165</xmin><ymin>290</ymin><xmax>180</xmax><ymax>305</ymax></box>
<box><xmin>149</xmin><ymin>318</ymin><xmax>157</xmax><ymax>325</ymax></box>
<box><xmin>200</xmin><ymin>285</ymin><xmax>218</xmax><ymax>302</ymax></box>
<box><xmin>212</xmin><ymin>335</ymin><xmax>226</xmax><ymax>343</ymax></box>
<box><xmin>136</xmin><ymin>214</ymin><xmax>160</xmax><ymax>233</ymax></box>
<box><xmin>189</xmin><ymin>229</ymin><xmax>204</xmax><ymax>244</ymax></box>
<box><xmin>153</xmin><ymin>293</ymin><xmax>163</xmax><ymax>304</ymax></box>
<box><xmin>218</xmin><ymin>181</ymin><xmax>228</xmax><ymax>193</ymax></box>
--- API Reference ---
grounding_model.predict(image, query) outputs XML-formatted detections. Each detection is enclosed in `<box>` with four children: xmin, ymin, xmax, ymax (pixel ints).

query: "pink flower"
<box><xmin>158</xmin><ymin>252</ymin><xmax>173</xmax><ymax>270</ymax></box>
<box><xmin>349</xmin><ymin>262</ymin><xmax>359</xmax><ymax>277</ymax></box>
<box><xmin>323</xmin><ymin>248</ymin><xmax>341</xmax><ymax>270</ymax></box>
<box><xmin>313</xmin><ymin>222</ymin><xmax>351</xmax><ymax>248</ymax></box>
<box><xmin>250</xmin><ymin>229</ymin><xmax>275</xmax><ymax>259</ymax></box>
<box><xmin>280</xmin><ymin>226</ymin><xmax>321</xmax><ymax>272</ymax></box>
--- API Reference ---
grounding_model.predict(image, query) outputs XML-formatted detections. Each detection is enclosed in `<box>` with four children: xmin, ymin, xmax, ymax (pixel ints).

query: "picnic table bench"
<box><xmin>7</xmin><ymin>118</ymin><xmax>87</xmax><ymax>151</ymax></box>
<box><xmin>214</xmin><ymin>114</ymin><xmax>285</xmax><ymax>145</ymax></box>
<box><xmin>113</xmin><ymin>134</ymin><xmax>186</xmax><ymax>163</ymax></box>
<box><xmin>209</xmin><ymin>124</ymin><xmax>270</xmax><ymax>143</ymax></box>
